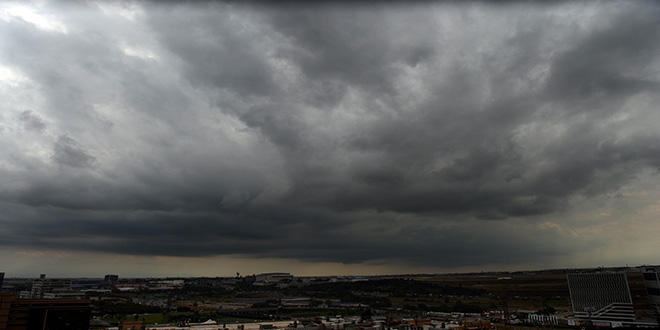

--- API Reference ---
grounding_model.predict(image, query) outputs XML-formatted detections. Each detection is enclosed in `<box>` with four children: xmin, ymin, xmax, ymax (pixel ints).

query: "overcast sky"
<box><xmin>1</xmin><ymin>1</ymin><xmax>660</xmax><ymax>278</ymax></box>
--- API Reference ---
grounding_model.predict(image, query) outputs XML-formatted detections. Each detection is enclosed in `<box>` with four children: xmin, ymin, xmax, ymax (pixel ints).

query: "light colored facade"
<box><xmin>42</xmin><ymin>290</ymin><xmax>86</xmax><ymax>299</ymax></box>
<box><xmin>255</xmin><ymin>273</ymin><xmax>293</xmax><ymax>283</ymax></box>
<box><xmin>29</xmin><ymin>278</ymin><xmax>72</xmax><ymax>299</ymax></box>
<box><xmin>566</xmin><ymin>272</ymin><xmax>634</xmax><ymax>322</ymax></box>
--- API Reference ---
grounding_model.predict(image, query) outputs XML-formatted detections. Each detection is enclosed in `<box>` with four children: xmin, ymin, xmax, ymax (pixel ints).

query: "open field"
<box><xmin>415</xmin><ymin>271</ymin><xmax>654</xmax><ymax>316</ymax></box>
<box><xmin>418</xmin><ymin>273</ymin><xmax>570</xmax><ymax>298</ymax></box>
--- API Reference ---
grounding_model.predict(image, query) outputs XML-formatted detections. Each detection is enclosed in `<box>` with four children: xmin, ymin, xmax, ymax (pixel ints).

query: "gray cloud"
<box><xmin>52</xmin><ymin>135</ymin><xmax>95</xmax><ymax>168</ymax></box>
<box><xmin>18</xmin><ymin>110</ymin><xmax>47</xmax><ymax>132</ymax></box>
<box><xmin>0</xmin><ymin>1</ymin><xmax>659</xmax><ymax>273</ymax></box>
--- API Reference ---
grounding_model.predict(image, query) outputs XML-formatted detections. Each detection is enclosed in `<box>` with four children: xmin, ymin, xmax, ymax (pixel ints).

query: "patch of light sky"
<box><xmin>0</xmin><ymin>65</ymin><xmax>29</xmax><ymax>86</ymax></box>
<box><xmin>121</xmin><ymin>45</ymin><xmax>160</xmax><ymax>61</ymax></box>
<box><xmin>0</xmin><ymin>1</ymin><xmax>67</xmax><ymax>34</ymax></box>
<box><xmin>96</xmin><ymin>2</ymin><xmax>143</xmax><ymax>22</ymax></box>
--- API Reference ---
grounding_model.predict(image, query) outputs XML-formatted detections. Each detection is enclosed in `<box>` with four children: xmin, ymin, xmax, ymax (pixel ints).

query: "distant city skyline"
<box><xmin>1</xmin><ymin>1</ymin><xmax>660</xmax><ymax>277</ymax></box>
<box><xmin>4</xmin><ymin>264</ymin><xmax>660</xmax><ymax>280</ymax></box>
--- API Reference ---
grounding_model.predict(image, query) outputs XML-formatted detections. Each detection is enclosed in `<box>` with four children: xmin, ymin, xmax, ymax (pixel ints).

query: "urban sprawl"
<box><xmin>2</xmin><ymin>266</ymin><xmax>660</xmax><ymax>330</ymax></box>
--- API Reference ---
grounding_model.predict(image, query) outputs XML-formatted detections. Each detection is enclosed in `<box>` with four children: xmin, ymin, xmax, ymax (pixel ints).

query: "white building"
<box><xmin>255</xmin><ymin>273</ymin><xmax>293</xmax><ymax>283</ymax></box>
<box><xmin>566</xmin><ymin>273</ymin><xmax>634</xmax><ymax>322</ymax></box>
<box><xmin>29</xmin><ymin>278</ymin><xmax>72</xmax><ymax>299</ymax></box>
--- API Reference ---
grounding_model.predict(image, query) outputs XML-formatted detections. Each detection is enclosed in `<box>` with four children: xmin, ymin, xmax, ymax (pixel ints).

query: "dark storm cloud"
<box><xmin>1</xmin><ymin>1</ymin><xmax>660</xmax><ymax>271</ymax></box>
<box><xmin>545</xmin><ymin>9</ymin><xmax>660</xmax><ymax>103</ymax></box>
<box><xmin>268</xmin><ymin>7</ymin><xmax>428</xmax><ymax>94</ymax></box>
<box><xmin>256</xmin><ymin>3</ymin><xmax>660</xmax><ymax>219</ymax></box>
<box><xmin>0</xmin><ymin>200</ymin><xmax>585</xmax><ymax>267</ymax></box>
<box><xmin>145</xmin><ymin>3</ymin><xmax>277</xmax><ymax>96</ymax></box>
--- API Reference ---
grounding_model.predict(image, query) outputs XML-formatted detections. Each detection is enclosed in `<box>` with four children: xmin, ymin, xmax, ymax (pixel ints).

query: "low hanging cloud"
<box><xmin>0</xmin><ymin>1</ymin><xmax>659</xmax><ymax>273</ymax></box>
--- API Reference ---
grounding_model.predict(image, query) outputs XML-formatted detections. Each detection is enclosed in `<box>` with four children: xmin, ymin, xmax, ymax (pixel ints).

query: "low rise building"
<box><xmin>29</xmin><ymin>277</ymin><xmax>72</xmax><ymax>299</ymax></box>
<box><xmin>255</xmin><ymin>273</ymin><xmax>293</xmax><ymax>284</ymax></box>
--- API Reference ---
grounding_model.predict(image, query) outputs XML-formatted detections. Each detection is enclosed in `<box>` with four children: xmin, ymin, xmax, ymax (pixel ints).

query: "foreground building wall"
<box><xmin>566</xmin><ymin>272</ymin><xmax>634</xmax><ymax>322</ymax></box>
<box><xmin>643</xmin><ymin>269</ymin><xmax>660</xmax><ymax>319</ymax></box>
<box><xmin>0</xmin><ymin>292</ymin><xmax>91</xmax><ymax>330</ymax></box>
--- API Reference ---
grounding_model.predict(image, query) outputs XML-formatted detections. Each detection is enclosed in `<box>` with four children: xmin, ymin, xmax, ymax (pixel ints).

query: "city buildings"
<box><xmin>255</xmin><ymin>273</ymin><xmax>293</xmax><ymax>284</ymax></box>
<box><xmin>27</xmin><ymin>276</ymin><xmax>72</xmax><ymax>299</ymax></box>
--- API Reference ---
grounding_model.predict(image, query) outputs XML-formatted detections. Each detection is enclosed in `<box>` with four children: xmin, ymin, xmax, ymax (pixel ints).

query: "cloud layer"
<box><xmin>1</xmin><ymin>1</ymin><xmax>660</xmax><ymax>275</ymax></box>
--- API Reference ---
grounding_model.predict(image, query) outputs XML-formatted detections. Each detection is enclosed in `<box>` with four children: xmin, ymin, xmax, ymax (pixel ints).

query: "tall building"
<box><xmin>0</xmin><ymin>273</ymin><xmax>4</xmax><ymax>289</ymax></box>
<box><xmin>643</xmin><ymin>268</ymin><xmax>660</xmax><ymax>318</ymax></box>
<box><xmin>104</xmin><ymin>274</ymin><xmax>119</xmax><ymax>286</ymax></box>
<box><xmin>566</xmin><ymin>272</ymin><xmax>634</xmax><ymax>323</ymax></box>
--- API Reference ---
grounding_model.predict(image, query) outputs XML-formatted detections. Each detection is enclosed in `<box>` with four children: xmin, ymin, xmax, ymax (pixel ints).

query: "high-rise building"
<box><xmin>566</xmin><ymin>272</ymin><xmax>634</xmax><ymax>323</ymax></box>
<box><xmin>103</xmin><ymin>274</ymin><xmax>119</xmax><ymax>287</ymax></box>
<box><xmin>643</xmin><ymin>268</ymin><xmax>660</xmax><ymax>318</ymax></box>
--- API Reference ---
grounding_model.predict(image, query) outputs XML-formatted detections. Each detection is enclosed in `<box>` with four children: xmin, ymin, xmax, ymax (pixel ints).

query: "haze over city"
<box><xmin>1</xmin><ymin>0</ymin><xmax>659</xmax><ymax>278</ymax></box>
